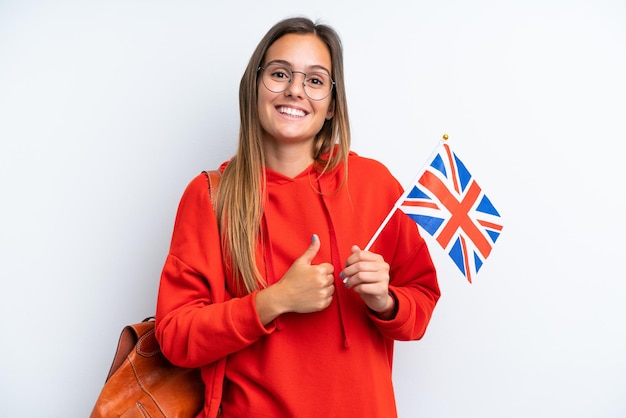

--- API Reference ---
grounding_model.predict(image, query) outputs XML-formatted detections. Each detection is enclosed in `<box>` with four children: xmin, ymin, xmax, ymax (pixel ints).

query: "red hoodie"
<box><xmin>155</xmin><ymin>152</ymin><xmax>440</xmax><ymax>418</ymax></box>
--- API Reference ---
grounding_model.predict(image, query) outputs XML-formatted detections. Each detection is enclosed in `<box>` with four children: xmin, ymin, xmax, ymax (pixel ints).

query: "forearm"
<box><xmin>372</xmin><ymin>290</ymin><xmax>398</xmax><ymax>320</ymax></box>
<box><xmin>254</xmin><ymin>285</ymin><xmax>288</xmax><ymax>325</ymax></box>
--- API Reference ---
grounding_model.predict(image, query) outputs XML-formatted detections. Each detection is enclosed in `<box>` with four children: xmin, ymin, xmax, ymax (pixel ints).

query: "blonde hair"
<box><xmin>215</xmin><ymin>17</ymin><xmax>351</xmax><ymax>295</ymax></box>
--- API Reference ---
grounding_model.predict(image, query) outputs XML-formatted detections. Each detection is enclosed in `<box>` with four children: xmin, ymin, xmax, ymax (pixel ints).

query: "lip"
<box><xmin>276</xmin><ymin>105</ymin><xmax>309</xmax><ymax>118</ymax></box>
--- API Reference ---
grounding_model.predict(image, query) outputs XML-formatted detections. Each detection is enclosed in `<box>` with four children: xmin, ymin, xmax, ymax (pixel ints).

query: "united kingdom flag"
<box><xmin>400</xmin><ymin>139</ymin><xmax>503</xmax><ymax>283</ymax></box>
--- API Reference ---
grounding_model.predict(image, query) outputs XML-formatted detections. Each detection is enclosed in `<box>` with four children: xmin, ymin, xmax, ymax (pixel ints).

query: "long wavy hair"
<box><xmin>215</xmin><ymin>17</ymin><xmax>351</xmax><ymax>295</ymax></box>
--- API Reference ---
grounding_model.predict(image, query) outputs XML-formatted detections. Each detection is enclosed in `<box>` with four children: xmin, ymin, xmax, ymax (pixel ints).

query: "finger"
<box><xmin>347</xmin><ymin>244</ymin><xmax>378</xmax><ymax>267</ymax></box>
<box><xmin>341</xmin><ymin>245</ymin><xmax>359</xmax><ymax>281</ymax></box>
<box><xmin>299</xmin><ymin>234</ymin><xmax>321</xmax><ymax>265</ymax></box>
<box><xmin>326</xmin><ymin>271</ymin><xmax>336</xmax><ymax>286</ymax></box>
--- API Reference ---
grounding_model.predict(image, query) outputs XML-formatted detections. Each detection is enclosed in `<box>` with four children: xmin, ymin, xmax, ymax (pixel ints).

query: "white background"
<box><xmin>1</xmin><ymin>1</ymin><xmax>625</xmax><ymax>417</ymax></box>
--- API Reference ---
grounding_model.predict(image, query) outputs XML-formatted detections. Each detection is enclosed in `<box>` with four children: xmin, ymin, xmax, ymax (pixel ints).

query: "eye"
<box><xmin>306</xmin><ymin>73</ymin><xmax>329</xmax><ymax>88</ymax></box>
<box><xmin>268</xmin><ymin>66</ymin><xmax>291</xmax><ymax>81</ymax></box>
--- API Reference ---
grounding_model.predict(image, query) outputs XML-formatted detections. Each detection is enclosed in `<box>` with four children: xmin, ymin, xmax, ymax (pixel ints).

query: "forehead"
<box><xmin>264</xmin><ymin>33</ymin><xmax>332</xmax><ymax>71</ymax></box>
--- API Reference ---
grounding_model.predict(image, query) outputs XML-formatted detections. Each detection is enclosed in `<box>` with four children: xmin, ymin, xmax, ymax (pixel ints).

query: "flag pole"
<box><xmin>364</xmin><ymin>134</ymin><xmax>448</xmax><ymax>251</ymax></box>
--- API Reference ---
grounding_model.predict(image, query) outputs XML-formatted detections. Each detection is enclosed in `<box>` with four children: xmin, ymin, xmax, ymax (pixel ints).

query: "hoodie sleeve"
<box><xmin>368</xmin><ymin>209</ymin><xmax>440</xmax><ymax>341</ymax></box>
<box><xmin>155</xmin><ymin>174</ymin><xmax>275</xmax><ymax>368</ymax></box>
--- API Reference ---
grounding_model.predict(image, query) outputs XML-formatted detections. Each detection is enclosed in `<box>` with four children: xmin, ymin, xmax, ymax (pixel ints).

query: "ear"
<box><xmin>326</xmin><ymin>100</ymin><xmax>335</xmax><ymax>120</ymax></box>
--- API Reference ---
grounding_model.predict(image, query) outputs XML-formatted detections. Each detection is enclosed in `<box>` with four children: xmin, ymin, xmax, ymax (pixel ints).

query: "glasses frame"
<box><xmin>257</xmin><ymin>65</ymin><xmax>335</xmax><ymax>101</ymax></box>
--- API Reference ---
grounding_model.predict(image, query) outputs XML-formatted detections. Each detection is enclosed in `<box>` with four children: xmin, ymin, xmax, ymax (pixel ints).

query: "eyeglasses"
<box><xmin>257</xmin><ymin>63</ymin><xmax>335</xmax><ymax>101</ymax></box>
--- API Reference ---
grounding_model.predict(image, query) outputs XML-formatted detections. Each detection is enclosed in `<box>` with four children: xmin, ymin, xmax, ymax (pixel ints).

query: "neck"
<box><xmin>263</xmin><ymin>141</ymin><xmax>314</xmax><ymax>178</ymax></box>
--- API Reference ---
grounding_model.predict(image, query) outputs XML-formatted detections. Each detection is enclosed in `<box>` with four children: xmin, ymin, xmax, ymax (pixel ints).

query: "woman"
<box><xmin>155</xmin><ymin>17</ymin><xmax>440</xmax><ymax>418</ymax></box>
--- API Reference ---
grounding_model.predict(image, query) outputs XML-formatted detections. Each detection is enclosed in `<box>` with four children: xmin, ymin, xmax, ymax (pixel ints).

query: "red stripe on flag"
<box><xmin>418</xmin><ymin>171</ymin><xmax>493</xmax><ymax>258</ymax></box>
<box><xmin>401</xmin><ymin>201</ymin><xmax>439</xmax><ymax>209</ymax></box>
<box><xmin>459</xmin><ymin>235</ymin><xmax>472</xmax><ymax>284</ymax></box>
<box><xmin>478</xmin><ymin>219</ymin><xmax>503</xmax><ymax>231</ymax></box>
<box><xmin>443</xmin><ymin>143</ymin><xmax>460</xmax><ymax>194</ymax></box>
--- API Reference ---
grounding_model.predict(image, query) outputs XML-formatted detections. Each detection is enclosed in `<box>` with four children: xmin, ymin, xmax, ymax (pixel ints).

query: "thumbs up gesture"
<box><xmin>255</xmin><ymin>234</ymin><xmax>335</xmax><ymax>324</ymax></box>
<box><xmin>278</xmin><ymin>234</ymin><xmax>335</xmax><ymax>313</ymax></box>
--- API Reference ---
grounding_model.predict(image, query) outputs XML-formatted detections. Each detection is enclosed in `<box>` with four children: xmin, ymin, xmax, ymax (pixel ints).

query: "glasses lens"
<box><xmin>262</xmin><ymin>64</ymin><xmax>333</xmax><ymax>101</ymax></box>
<box><xmin>262</xmin><ymin>64</ymin><xmax>292</xmax><ymax>93</ymax></box>
<box><xmin>303</xmin><ymin>72</ymin><xmax>332</xmax><ymax>100</ymax></box>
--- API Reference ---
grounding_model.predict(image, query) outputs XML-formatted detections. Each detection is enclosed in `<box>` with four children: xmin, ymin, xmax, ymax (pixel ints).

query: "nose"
<box><xmin>284</xmin><ymin>71</ymin><xmax>306</xmax><ymax>98</ymax></box>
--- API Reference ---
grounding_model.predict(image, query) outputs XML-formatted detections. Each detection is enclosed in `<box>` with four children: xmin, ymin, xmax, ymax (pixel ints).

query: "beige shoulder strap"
<box><xmin>204</xmin><ymin>170</ymin><xmax>222</xmax><ymax>207</ymax></box>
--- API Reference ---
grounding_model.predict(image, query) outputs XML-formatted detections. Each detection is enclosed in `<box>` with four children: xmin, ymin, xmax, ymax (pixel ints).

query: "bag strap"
<box><xmin>102</xmin><ymin>172</ymin><xmax>221</xmax><ymax>382</ymax></box>
<box><xmin>203</xmin><ymin>169</ymin><xmax>222</xmax><ymax>206</ymax></box>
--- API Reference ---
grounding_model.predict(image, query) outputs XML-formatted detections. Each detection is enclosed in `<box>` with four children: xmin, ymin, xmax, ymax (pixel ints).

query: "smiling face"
<box><xmin>257</xmin><ymin>33</ymin><xmax>335</xmax><ymax>151</ymax></box>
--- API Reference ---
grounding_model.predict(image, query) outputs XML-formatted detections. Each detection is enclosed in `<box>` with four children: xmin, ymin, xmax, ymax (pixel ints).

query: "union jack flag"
<box><xmin>399</xmin><ymin>140</ymin><xmax>503</xmax><ymax>283</ymax></box>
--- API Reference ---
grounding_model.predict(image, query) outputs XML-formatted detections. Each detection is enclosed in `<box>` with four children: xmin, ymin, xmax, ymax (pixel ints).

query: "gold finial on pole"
<box><xmin>443</xmin><ymin>133</ymin><xmax>449</xmax><ymax>140</ymax></box>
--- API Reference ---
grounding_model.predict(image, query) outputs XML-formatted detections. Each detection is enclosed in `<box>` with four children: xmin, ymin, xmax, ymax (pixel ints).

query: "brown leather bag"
<box><xmin>90</xmin><ymin>317</ymin><xmax>204</xmax><ymax>417</ymax></box>
<box><xmin>91</xmin><ymin>170</ymin><xmax>222</xmax><ymax>417</ymax></box>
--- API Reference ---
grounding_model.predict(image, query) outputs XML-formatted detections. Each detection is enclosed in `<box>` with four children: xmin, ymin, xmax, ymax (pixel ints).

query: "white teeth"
<box><xmin>278</xmin><ymin>106</ymin><xmax>305</xmax><ymax>117</ymax></box>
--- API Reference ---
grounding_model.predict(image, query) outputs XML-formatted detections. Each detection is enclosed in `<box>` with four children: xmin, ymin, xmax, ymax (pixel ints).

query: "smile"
<box><xmin>277</xmin><ymin>106</ymin><xmax>307</xmax><ymax>117</ymax></box>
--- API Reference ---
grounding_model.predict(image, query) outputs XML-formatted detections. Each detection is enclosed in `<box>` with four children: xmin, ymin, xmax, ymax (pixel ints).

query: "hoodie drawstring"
<box><xmin>318</xmin><ymin>180</ymin><xmax>351</xmax><ymax>349</ymax></box>
<box><xmin>326</xmin><ymin>214</ymin><xmax>351</xmax><ymax>348</ymax></box>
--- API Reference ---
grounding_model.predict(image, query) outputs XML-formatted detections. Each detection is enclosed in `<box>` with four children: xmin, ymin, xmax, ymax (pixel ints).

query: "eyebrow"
<box><xmin>265</xmin><ymin>59</ymin><xmax>332</xmax><ymax>76</ymax></box>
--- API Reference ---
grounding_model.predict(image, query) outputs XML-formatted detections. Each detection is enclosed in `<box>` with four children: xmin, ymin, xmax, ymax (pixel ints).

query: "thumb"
<box><xmin>299</xmin><ymin>234</ymin><xmax>321</xmax><ymax>265</ymax></box>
